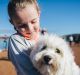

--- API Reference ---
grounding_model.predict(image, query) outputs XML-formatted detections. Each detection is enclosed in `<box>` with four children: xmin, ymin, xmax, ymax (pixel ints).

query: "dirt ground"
<box><xmin>0</xmin><ymin>50</ymin><xmax>17</xmax><ymax>75</ymax></box>
<box><xmin>0</xmin><ymin>45</ymin><xmax>80</xmax><ymax>75</ymax></box>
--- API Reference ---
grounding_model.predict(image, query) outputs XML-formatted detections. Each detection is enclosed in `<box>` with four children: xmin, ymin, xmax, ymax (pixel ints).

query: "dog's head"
<box><xmin>30</xmin><ymin>34</ymin><xmax>74</xmax><ymax>75</ymax></box>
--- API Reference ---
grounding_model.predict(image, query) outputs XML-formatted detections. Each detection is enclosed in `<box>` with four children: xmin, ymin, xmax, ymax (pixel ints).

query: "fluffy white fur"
<box><xmin>30</xmin><ymin>34</ymin><xmax>80</xmax><ymax>75</ymax></box>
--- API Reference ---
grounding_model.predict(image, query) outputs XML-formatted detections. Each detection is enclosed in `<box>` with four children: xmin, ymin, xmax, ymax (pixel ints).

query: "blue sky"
<box><xmin>0</xmin><ymin>0</ymin><xmax>80</xmax><ymax>36</ymax></box>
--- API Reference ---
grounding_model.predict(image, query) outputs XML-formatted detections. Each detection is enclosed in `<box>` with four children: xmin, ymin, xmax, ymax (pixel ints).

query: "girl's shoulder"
<box><xmin>9</xmin><ymin>33</ymin><xmax>25</xmax><ymax>43</ymax></box>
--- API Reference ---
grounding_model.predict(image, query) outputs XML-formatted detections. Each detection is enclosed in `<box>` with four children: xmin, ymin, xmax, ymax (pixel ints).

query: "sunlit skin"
<box><xmin>11</xmin><ymin>4</ymin><xmax>40</xmax><ymax>42</ymax></box>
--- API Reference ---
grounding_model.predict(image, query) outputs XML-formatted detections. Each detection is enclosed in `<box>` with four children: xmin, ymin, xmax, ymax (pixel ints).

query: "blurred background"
<box><xmin>0</xmin><ymin>0</ymin><xmax>80</xmax><ymax>50</ymax></box>
<box><xmin>0</xmin><ymin>0</ymin><xmax>80</xmax><ymax>75</ymax></box>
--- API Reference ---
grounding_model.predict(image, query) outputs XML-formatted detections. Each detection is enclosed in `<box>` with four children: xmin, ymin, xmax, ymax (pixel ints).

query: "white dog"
<box><xmin>30</xmin><ymin>34</ymin><xmax>80</xmax><ymax>75</ymax></box>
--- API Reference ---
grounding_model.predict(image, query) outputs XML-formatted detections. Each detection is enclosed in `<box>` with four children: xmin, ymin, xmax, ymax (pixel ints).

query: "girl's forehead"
<box><xmin>12</xmin><ymin>6</ymin><xmax>39</xmax><ymax>23</ymax></box>
<box><xmin>15</xmin><ymin>5</ymin><xmax>38</xmax><ymax>19</ymax></box>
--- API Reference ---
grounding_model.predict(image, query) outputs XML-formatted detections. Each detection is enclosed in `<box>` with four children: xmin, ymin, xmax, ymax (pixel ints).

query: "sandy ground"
<box><xmin>0</xmin><ymin>50</ymin><xmax>17</xmax><ymax>75</ymax></box>
<box><xmin>0</xmin><ymin>45</ymin><xmax>80</xmax><ymax>75</ymax></box>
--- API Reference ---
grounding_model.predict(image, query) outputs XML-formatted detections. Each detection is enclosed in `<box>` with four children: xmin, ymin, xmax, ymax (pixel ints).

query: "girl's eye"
<box><xmin>18</xmin><ymin>24</ymin><xmax>27</xmax><ymax>29</ymax></box>
<box><xmin>55</xmin><ymin>48</ymin><xmax>61</xmax><ymax>53</ymax></box>
<box><xmin>31</xmin><ymin>21</ymin><xmax>36</xmax><ymax>24</ymax></box>
<box><xmin>31</xmin><ymin>20</ymin><xmax>37</xmax><ymax>24</ymax></box>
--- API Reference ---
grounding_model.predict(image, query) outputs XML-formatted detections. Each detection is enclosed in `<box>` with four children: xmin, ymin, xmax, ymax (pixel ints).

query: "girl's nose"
<box><xmin>27</xmin><ymin>23</ymin><xmax>34</xmax><ymax>33</ymax></box>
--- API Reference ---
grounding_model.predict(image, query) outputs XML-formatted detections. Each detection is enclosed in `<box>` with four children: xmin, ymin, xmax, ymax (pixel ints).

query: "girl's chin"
<box><xmin>25</xmin><ymin>37</ymin><xmax>32</xmax><ymax>40</ymax></box>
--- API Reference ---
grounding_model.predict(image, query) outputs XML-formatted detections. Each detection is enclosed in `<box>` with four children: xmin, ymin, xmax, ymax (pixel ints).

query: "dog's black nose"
<box><xmin>43</xmin><ymin>55</ymin><xmax>51</xmax><ymax>65</ymax></box>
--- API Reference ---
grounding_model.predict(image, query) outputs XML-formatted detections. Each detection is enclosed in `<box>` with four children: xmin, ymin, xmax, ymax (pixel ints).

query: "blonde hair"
<box><xmin>8</xmin><ymin>0</ymin><xmax>40</xmax><ymax>19</ymax></box>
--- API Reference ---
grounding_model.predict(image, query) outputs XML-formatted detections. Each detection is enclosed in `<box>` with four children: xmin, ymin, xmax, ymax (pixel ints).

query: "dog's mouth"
<box><xmin>33</xmin><ymin>53</ymin><xmax>59</xmax><ymax>74</ymax></box>
<box><xmin>42</xmin><ymin>55</ymin><xmax>58</xmax><ymax>71</ymax></box>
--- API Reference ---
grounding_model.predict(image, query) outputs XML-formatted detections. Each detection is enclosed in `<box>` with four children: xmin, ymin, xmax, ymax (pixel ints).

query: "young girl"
<box><xmin>8</xmin><ymin>0</ymin><xmax>46</xmax><ymax>75</ymax></box>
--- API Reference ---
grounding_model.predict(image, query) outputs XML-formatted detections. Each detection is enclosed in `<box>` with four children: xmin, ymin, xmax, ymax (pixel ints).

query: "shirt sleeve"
<box><xmin>8</xmin><ymin>34</ymin><xmax>41</xmax><ymax>75</ymax></box>
<box><xmin>8</xmin><ymin>34</ymin><xmax>32</xmax><ymax>67</ymax></box>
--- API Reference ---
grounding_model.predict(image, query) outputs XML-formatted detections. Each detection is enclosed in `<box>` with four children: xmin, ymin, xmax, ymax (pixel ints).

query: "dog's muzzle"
<box><xmin>43</xmin><ymin>55</ymin><xmax>52</xmax><ymax>65</ymax></box>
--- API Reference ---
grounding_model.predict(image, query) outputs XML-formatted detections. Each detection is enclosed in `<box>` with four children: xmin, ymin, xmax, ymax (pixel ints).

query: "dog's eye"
<box><xmin>56</xmin><ymin>48</ymin><xmax>61</xmax><ymax>53</ymax></box>
<box><xmin>41</xmin><ymin>45</ymin><xmax>47</xmax><ymax>50</ymax></box>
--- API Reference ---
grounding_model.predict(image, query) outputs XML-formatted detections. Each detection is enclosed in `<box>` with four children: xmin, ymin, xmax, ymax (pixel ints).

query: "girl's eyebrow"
<box><xmin>32</xmin><ymin>17</ymin><xmax>38</xmax><ymax>21</ymax></box>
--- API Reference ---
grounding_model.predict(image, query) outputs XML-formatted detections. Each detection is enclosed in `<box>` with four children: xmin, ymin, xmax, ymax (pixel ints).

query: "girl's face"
<box><xmin>12</xmin><ymin>4</ymin><xmax>40</xmax><ymax>41</ymax></box>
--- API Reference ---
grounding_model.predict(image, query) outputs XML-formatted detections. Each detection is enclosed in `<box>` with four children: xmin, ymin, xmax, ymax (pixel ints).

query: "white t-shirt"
<box><xmin>8</xmin><ymin>33</ymin><xmax>42</xmax><ymax>75</ymax></box>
